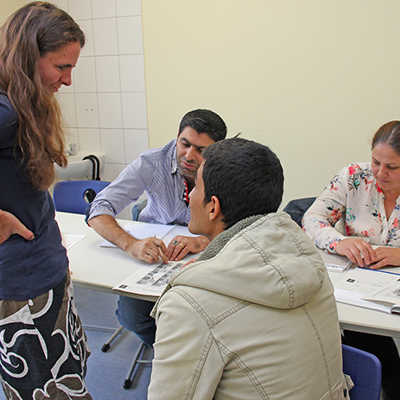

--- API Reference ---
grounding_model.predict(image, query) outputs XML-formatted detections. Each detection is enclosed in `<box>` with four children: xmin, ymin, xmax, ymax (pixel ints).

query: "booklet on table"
<box><xmin>332</xmin><ymin>268</ymin><xmax>400</xmax><ymax>314</ymax></box>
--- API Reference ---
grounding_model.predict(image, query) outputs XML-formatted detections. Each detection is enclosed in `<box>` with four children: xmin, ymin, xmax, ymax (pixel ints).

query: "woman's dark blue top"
<box><xmin>0</xmin><ymin>93</ymin><xmax>68</xmax><ymax>300</ymax></box>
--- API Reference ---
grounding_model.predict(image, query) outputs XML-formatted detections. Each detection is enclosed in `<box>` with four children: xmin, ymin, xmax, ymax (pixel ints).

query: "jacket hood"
<box><xmin>169</xmin><ymin>212</ymin><xmax>327</xmax><ymax>310</ymax></box>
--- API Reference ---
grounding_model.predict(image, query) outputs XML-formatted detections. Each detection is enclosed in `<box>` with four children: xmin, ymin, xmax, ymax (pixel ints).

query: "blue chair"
<box><xmin>283</xmin><ymin>197</ymin><xmax>316</xmax><ymax>227</ymax></box>
<box><xmin>131</xmin><ymin>198</ymin><xmax>147</xmax><ymax>221</ymax></box>
<box><xmin>342</xmin><ymin>344</ymin><xmax>382</xmax><ymax>400</ymax></box>
<box><xmin>53</xmin><ymin>180</ymin><xmax>110</xmax><ymax>214</ymax></box>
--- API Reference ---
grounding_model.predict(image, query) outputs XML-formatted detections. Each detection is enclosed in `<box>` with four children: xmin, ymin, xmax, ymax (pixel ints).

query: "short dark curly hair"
<box><xmin>202</xmin><ymin>138</ymin><xmax>284</xmax><ymax>229</ymax></box>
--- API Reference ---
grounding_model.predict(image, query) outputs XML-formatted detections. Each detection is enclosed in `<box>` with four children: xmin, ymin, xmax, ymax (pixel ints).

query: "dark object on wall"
<box><xmin>83</xmin><ymin>154</ymin><xmax>101</xmax><ymax>180</ymax></box>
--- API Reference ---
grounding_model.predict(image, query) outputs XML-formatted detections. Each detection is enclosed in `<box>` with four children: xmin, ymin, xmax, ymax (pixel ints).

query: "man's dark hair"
<box><xmin>178</xmin><ymin>109</ymin><xmax>227</xmax><ymax>142</ymax></box>
<box><xmin>202</xmin><ymin>138</ymin><xmax>284</xmax><ymax>229</ymax></box>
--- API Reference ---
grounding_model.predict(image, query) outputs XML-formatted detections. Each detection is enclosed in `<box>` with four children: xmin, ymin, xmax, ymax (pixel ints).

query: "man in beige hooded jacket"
<box><xmin>148</xmin><ymin>138</ymin><xmax>348</xmax><ymax>400</ymax></box>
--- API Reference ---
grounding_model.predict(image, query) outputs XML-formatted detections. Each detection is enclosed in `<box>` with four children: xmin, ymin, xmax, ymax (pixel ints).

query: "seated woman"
<box><xmin>303</xmin><ymin>120</ymin><xmax>400</xmax><ymax>400</ymax></box>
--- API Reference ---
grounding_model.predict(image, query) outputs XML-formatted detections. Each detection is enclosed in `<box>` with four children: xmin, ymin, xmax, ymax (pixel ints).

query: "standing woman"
<box><xmin>0</xmin><ymin>2</ymin><xmax>92</xmax><ymax>399</ymax></box>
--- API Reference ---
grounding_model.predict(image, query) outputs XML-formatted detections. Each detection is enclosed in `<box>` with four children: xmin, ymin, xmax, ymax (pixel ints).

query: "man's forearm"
<box><xmin>88</xmin><ymin>214</ymin><xmax>137</xmax><ymax>252</ymax></box>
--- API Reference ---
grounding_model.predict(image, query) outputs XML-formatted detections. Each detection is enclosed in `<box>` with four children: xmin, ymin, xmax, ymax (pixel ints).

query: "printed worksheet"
<box><xmin>113</xmin><ymin>260</ymin><xmax>186</xmax><ymax>297</ymax></box>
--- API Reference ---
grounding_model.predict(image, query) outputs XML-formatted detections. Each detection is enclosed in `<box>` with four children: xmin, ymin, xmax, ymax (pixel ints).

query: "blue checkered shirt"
<box><xmin>87</xmin><ymin>139</ymin><xmax>190</xmax><ymax>225</ymax></box>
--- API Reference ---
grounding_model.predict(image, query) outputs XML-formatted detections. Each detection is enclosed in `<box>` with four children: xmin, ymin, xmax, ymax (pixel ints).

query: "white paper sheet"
<box><xmin>99</xmin><ymin>223</ymin><xmax>175</xmax><ymax>247</ymax></box>
<box><xmin>62</xmin><ymin>233</ymin><xmax>85</xmax><ymax>250</ymax></box>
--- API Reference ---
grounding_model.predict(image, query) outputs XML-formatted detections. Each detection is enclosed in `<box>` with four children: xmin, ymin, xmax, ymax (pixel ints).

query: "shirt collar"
<box><xmin>375</xmin><ymin>182</ymin><xmax>383</xmax><ymax>194</ymax></box>
<box><xmin>171</xmin><ymin>139</ymin><xmax>178</xmax><ymax>175</ymax></box>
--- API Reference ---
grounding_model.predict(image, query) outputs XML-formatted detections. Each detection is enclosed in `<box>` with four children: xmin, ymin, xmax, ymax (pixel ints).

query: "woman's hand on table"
<box><xmin>368</xmin><ymin>247</ymin><xmax>400</xmax><ymax>269</ymax></box>
<box><xmin>335</xmin><ymin>238</ymin><xmax>377</xmax><ymax>267</ymax></box>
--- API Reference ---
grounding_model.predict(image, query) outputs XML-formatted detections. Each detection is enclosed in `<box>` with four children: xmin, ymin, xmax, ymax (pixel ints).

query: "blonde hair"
<box><xmin>0</xmin><ymin>2</ymin><xmax>84</xmax><ymax>190</ymax></box>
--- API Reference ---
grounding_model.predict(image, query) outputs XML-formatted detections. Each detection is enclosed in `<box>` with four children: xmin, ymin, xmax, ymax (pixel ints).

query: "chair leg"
<box><xmin>101</xmin><ymin>326</ymin><xmax>124</xmax><ymax>352</ymax></box>
<box><xmin>101</xmin><ymin>325</ymin><xmax>153</xmax><ymax>389</ymax></box>
<box><xmin>123</xmin><ymin>341</ymin><xmax>147</xmax><ymax>389</ymax></box>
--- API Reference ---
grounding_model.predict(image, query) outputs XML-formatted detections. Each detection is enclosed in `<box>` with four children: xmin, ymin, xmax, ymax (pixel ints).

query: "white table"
<box><xmin>57</xmin><ymin>211</ymin><xmax>179</xmax><ymax>301</ymax></box>
<box><xmin>57</xmin><ymin>211</ymin><xmax>400</xmax><ymax>339</ymax></box>
<box><xmin>328</xmin><ymin>271</ymin><xmax>400</xmax><ymax>338</ymax></box>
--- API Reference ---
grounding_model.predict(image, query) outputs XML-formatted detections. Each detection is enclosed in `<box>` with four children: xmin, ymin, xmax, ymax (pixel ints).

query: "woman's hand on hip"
<box><xmin>0</xmin><ymin>210</ymin><xmax>34</xmax><ymax>244</ymax></box>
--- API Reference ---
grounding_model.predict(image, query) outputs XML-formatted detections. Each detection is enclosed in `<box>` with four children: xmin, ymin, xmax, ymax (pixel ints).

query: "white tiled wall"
<box><xmin>54</xmin><ymin>0</ymin><xmax>149</xmax><ymax>184</ymax></box>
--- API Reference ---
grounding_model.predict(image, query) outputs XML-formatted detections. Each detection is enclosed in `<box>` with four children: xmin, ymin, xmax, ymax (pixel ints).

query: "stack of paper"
<box><xmin>318</xmin><ymin>250</ymin><xmax>352</xmax><ymax>272</ymax></box>
<box><xmin>333</xmin><ymin>268</ymin><xmax>400</xmax><ymax>314</ymax></box>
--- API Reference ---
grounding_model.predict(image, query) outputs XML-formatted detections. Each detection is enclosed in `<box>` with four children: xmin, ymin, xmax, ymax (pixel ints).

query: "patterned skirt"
<box><xmin>0</xmin><ymin>272</ymin><xmax>92</xmax><ymax>399</ymax></box>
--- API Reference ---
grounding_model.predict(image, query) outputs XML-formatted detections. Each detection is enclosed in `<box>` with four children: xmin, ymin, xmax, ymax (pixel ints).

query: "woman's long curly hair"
<box><xmin>0</xmin><ymin>2</ymin><xmax>84</xmax><ymax>190</ymax></box>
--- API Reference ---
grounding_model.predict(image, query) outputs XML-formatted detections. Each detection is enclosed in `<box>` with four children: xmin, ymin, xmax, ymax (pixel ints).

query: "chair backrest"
<box><xmin>342</xmin><ymin>344</ymin><xmax>382</xmax><ymax>400</ymax></box>
<box><xmin>131</xmin><ymin>199</ymin><xmax>148</xmax><ymax>221</ymax></box>
<box><xmin>53</xmin><ymin>180</ymin><xmax>110</xmax><ymax>214</ymax></box>
<box><xmin>283</xmin><ymin>197</ymin><xmax>316</xmax><ymax>227</ymax></box>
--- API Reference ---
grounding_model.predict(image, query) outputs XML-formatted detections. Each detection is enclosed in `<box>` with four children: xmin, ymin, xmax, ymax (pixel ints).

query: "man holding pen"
<box><xmin>86</xmin><ymin>108</ymin><xmax>227</xmax><ymax>345</ymax></box>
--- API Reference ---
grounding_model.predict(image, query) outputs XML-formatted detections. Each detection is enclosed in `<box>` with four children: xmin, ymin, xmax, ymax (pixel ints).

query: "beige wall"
<box><xmin>2</xmin><ymin>1</ymin><xmax>400</xmax><ymax>207</ymax></box>
<box><xmin>142</xmin><ymin>0</ymin><xmax>400</xmax><ymax>206</ymax></box>
<box><xmin>0</xmin><ymin>0</ymin><xmax>27</xmax><ymax>24</ymax></box>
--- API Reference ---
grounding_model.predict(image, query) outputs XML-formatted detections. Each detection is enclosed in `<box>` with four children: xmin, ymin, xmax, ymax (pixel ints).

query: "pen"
<box><xmin>154</xmin><ymin>236</ymin><xmax>168</xmax><ymax>263</ymax></box>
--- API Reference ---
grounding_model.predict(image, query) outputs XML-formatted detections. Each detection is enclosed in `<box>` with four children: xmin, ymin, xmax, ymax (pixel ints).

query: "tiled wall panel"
<box><xmin>53</xmin><ymin>0</ymin><xmax>148</xmax><ymax>195</ymax></box>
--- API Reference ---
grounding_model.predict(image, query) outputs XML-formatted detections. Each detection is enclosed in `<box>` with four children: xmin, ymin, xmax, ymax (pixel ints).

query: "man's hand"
<box><xmin>166</xmin><ymin>235</ymin><xmax>209</xmax><ymax>261</ymax></box>
<box><xmin>88</xmin><ymin>214</ymin><xmax>168</xmax><ymax>264</ymax></box>
<box><xmin>368</xmin><ymin>247</ymin><xmax>400</xmax><ymax>270</ymax></box>
<box><xmin>335</xmin><ymin>237</ymin><xmax>377</xmax><ymax>267</ymax></box>
<box><xmin>0</xmin><ymin>210</ymin><xmax>34</xmax><ymax>244</ymax></box>
<box><xmin>126</xmin><ymin>237</ymin><xmax>168</xmax><ymax>264</ymax></box>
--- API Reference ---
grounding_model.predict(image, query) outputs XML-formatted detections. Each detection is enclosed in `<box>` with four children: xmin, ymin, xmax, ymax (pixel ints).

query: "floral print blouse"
<box><xmin>302</xmin><ymin>162</ymin><xmax>400</xmax><ymax>253</ymax></box>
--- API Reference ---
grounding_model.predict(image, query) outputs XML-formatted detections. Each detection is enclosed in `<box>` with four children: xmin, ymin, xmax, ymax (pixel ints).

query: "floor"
<box><xmin>75</xmin><ymin>285</ymin><xmax>153</xmax><ymax>399</ymax></box>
